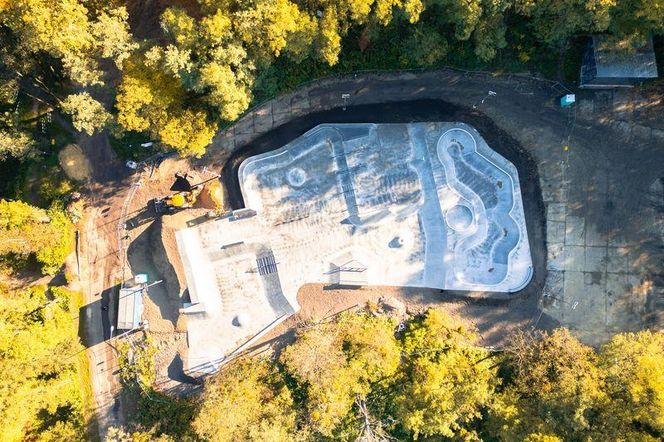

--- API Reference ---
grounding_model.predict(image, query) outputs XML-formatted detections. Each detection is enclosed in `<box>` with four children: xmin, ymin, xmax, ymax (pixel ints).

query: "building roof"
<box><xmin>117</xmin><ymin>286</ymin><xmax>144</xmax><ymax>330</ymax></box>
<box><xmin>582</xmin><ymin>35</ymin><xmax>658</xmax><ymax>85</ymax></box>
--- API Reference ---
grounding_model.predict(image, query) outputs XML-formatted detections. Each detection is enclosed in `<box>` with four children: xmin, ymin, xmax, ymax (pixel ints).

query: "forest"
<box><xmin>0</xmin><ymin>0</ymin><xmax>663</xmax><ymax>441</ymax></box>
<box><xmin>110</xmin><ymin>308</ymin><xmax>664</xmax><ymax>441</ymax></box>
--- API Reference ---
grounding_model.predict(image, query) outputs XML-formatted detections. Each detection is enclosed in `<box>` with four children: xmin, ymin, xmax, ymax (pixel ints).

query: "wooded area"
<box><xmin>0</xmin><ymin>0</ymin><xmax>663</xmax><ymax>159</ymax></box>
<box><xmin>109</xmin><ymin>309</ymin><xmax>664</xmax><ymax>441</ymax></box>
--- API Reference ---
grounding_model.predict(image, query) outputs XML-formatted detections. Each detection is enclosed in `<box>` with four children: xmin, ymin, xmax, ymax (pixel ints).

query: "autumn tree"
<box><xmin>302</xmin><ymin>0</ymin><xmax>424</xmax><ymax>65</ymax></box>
<box><xmin>281</xmin><ymin>312</ymin><xmax>400</xmax><ymax>437</ymax></box>
<box><xmin>233</xmin><ymin>0</ymin><xmax>317</xmax><ymax>64</ymax></box>
<box><xmin>158</xmin><ymin>6</ymin><xmax>256</xmax><ymax>121</ymax></box>
<box><xmin>115</xmin><ymin>57</ymin><xmax>217</xmax><ymax>157</ymax></box>
<box><xmin>488</xmin><ymin>329</ymin><xmax>606</xmax><ymax>441</ymax></box>
<box><xmin>599</xmin><ymin>331</ymin><xmax>664</xmax><ymax>437</ymax></box>
<box><xmin>0</xmin><ymin>128</ymin><xmax>32</xmax><ymax>159</ymax></box>
<box><xmin>0</xmin><ymin>199</ymin><xmax>74</xmax><ymax>275</ymax></box>
<box><xmin>105</xmin><ymin>427</ymin><xmax>174</xmax><ymax>442</ymax></box>
<box><xmin>0</xmin><ymin>285</ymin><xmax>85</xmax><ymax>441</ymax></box>
<box><xmin>0</xmin><ymin>73</ymin><xmax>33</xmax><ymax>159</ymax></box>
<box><xmin>61</xmin><ymin>92</ymin><xmax>112</xmax><ymax>135</ymax></box>
<box><xmin>193</xmin><ymin>357</ymin><xmax>298</xmax><ymax>442</ymax></box>
<box><xmin>391</xmin><ymin>308</ymin><xmax>497</xmax><ymax>440</ymax></box>
<box><xmin>0</xmin><ymin>0</ymin><xmax>136</xmax><ymax>86</ymax></box>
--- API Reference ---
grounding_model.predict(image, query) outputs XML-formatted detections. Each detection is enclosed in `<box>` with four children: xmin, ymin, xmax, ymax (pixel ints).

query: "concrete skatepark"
<box><xmin>175</xmin><ymin>122</ymin><xmax>533</xmax><ymax>374</ymax></box>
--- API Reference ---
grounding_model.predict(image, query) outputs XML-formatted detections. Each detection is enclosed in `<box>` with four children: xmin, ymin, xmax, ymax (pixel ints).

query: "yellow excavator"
<box><xmin>153</xmin><ymin>173</ymin><xmax>224</xmax><ymax>215</ymax></box>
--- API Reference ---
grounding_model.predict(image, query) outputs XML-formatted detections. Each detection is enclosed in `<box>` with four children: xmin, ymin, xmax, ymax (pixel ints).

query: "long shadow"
<box><xmin>127</xmin><ymin>223</ymin><xmax>179</xmax><ymax>327</ymax></box>
<box><xmin>79</xmin><ymin>283</ymin><xmax>120</xmax><ymax>348</ymax></box>
<box><xmin>167</xmin><ymin>354</ymin><xmax>200</xmax><ymax>386</ymax></box>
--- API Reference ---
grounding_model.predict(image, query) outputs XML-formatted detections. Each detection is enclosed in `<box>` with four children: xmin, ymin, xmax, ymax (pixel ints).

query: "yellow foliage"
<box><xmin>281</xmin><ymin>312</ymin><xmax>400</xmax><ymax>436</ymax></box>
<box><xmin>158</xmin><ymin>110</ymin><xmax>216</xmax><ymax>157</ymax></box>
<box><xmin>193</xmin><ymin>358</ymin><xmax>297</xmax><ymax>442</ymax></box>
<box><xmin>0</xmin><ymin>200</ymin><xmax>74</xmax><ymax>275</ymax></box>
<box><xmin>116</xmin><ymin>58</ymin><xmax>217</xmax><ymax>157</ymax></box>
<box><xmin>394</xmin><ymin>309</ymin><xmax>497</xmax><ymax>439</ymax></box>
<box><xmin>600</xmin><ymin>331</ymin><xmax>664</xmax><ymax>433</ymax></box>
<box><xmin>0</xmin><ymin>285</ymin><xmax>85</xmax><ymax>441</ymax></box>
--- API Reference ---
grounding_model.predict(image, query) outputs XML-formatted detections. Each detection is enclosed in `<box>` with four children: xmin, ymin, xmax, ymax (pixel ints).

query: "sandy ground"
<box><xmin>122</xmin><ymin>160</ymin><xmax>224</xmax><ymax>392</ymax></box>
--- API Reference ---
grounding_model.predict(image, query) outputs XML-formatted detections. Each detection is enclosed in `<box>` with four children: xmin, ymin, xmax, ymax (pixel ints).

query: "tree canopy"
<box><xmin>1</xmin><ymin>0</ymin><xmax>663</xmax><ymax>157</ymax></box>
<box><xmin>0</xmin><ymin>285</ymin><xmax>86</xmax><ymax>441</ymax></box>
<box><xmin>393</xmin><ymin>308</ymin><xmax>497</xmax><ymax>439</ymax></box>
<box><xmin>0</xmin><ymin>199</ymin><xmax>74</xmax><ymax>275</ymax></box>
<box><xmin>192</xmin><ymin>358</ymin><xmax>298</xmax><ymax>442</ymax></box>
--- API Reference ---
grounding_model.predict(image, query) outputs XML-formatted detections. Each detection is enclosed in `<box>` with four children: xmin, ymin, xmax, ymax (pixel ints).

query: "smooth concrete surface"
<box><xmin>176</xmin><ymin>122</ymin><xmax>532</xmax><ymax>374</ymax></box>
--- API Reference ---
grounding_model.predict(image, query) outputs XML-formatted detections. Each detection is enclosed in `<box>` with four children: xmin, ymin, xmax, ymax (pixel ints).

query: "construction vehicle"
<box><xmin>152</xmin><ymin>172</ymin><xmax>224</xmax><ymax>214</ymax></box>
<box><xmin>152</xmin><ymin>189</ymin><xmax>201</xmax><ymax>213</ymax></box>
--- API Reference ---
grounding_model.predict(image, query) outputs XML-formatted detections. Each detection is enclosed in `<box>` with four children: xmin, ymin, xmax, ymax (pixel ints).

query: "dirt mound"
<box><xmin>58</xmin><ymin>144</ymin><xmax>91</xmax><ymax>182</ymax></box>
<box><xmin>197</xmin><ymin>179</ymin><xmax>226</xmax><ymax>211</ymax></box>
<box><xmin>151</xmin><ymin>214</ymin><xmax>191</xmax><ymax>300</ymax></box>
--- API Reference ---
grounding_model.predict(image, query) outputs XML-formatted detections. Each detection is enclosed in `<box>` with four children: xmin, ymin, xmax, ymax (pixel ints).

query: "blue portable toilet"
<box><xmin>560</xmin><ymin>94</ymin><xmax>576</xmax><ymax>108</ymax></box>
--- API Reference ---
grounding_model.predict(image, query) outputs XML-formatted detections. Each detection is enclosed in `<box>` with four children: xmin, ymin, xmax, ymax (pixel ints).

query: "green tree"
<box><xmin>0</xmin><ymin>199</ymin><xmax>74</xmax><ymax>275</ymax></box>
<box><xmin>392</xmin><ymin>308</ymin><xmax>497</xmax><ymax>439</ymax></box>
<box><xmin>420</xmin><ymin>0</ymin><xmax>511</xmax><ymax>61</ymax></box>
<box><xmin>400</xmin><ymin>24</ymin><xmax>448</xmax><ymax>66</ymax></box>
<box><xmin>193</xmin><ymin>358</ymin><xmax>298</xmax><ymax>442</ymax></box>
<box><xmin>599</xmin><ymin>331</ymin><xmax>664</xmax><ymax>436</ymax></box>
<box><xmin>514</xmin><ymin>0</ymin><xmax>615</xmax><ymax>48</ymax></box>
<box><xmin>61</xmin><ymin>92</ymin><xmax>112</xmax><ymax>135</ymax></box>
<box><xmin>281</xmin><ymin>312</ymin><xmax>400</xmax><ymax>437</ymax></box>
<box><xmin>0</xmin><ymin>285</ymin><xmax>85</xmax><ymax>442</ymax></box>
<box><xmin>610</xmin><ymin>0</ymin><xmax>664</xmax><ymax>43</ymax></box>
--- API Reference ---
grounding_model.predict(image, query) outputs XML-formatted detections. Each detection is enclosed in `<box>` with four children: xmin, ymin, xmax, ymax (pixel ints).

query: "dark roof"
<box><xmin>591</xmin><ymin>35</ymin><xmax>658</xmax><ymax>79</ymax></box>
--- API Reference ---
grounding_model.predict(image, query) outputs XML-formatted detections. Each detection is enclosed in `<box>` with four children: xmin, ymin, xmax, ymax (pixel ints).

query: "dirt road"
<box><xmin>77</xmin><ymin>132</ymin><xmax>133</xmax><ymax>439</ymax></box>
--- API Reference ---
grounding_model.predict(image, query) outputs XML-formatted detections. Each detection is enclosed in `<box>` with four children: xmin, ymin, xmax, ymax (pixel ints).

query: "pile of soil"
<box><xmin>197</xmin><ymin>180</ymin><xmax>226</xmax><ymax>211</ymax></box>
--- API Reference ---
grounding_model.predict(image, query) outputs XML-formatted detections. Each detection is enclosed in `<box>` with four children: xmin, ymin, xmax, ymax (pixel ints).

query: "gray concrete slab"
<box><xmin>584</xmin><ymin>246</ymin><xmax>607</xmax><ymax>273</ymax></box>
<box><xmin>565</xmin><ymin>216</ymin><xmax>586</xmax><ymax>246</ymax></box>
<box><xmin>177</xmin><ymin>122</ymin><xmax>533</xmax><ymax>374</ymax></box>
<box><xmin>564</xmin><ymin>245</ymin><xmax>586</xmax><ymax>272</ymax></box>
